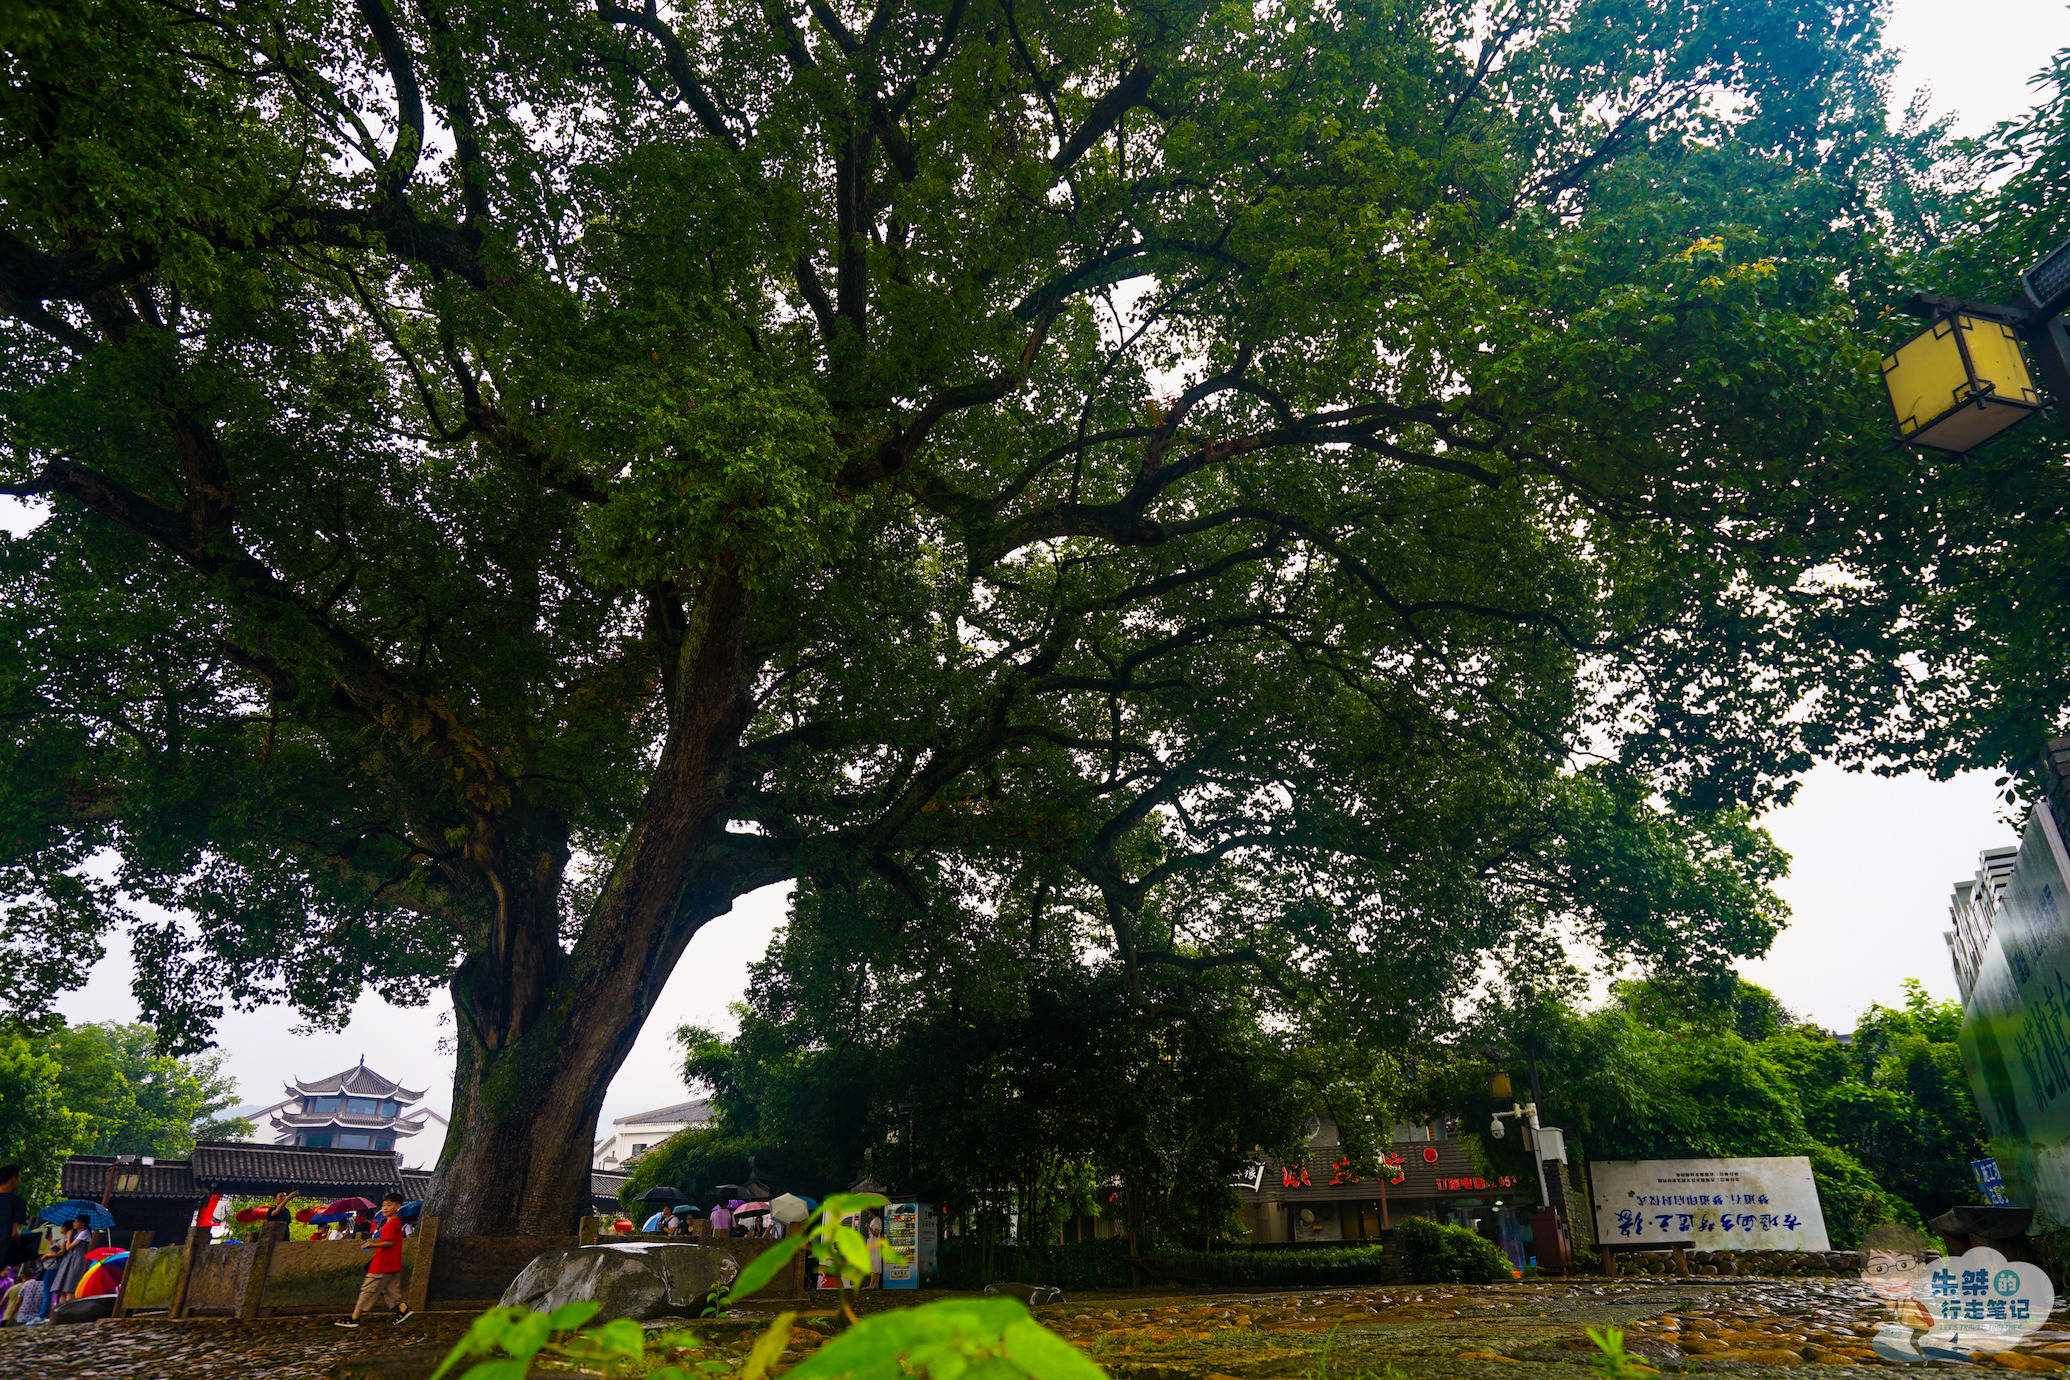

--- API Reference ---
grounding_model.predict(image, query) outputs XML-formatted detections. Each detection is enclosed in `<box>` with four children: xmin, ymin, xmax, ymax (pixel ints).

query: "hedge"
<box><xmin>1391</xmin><ymin>1218</ymin><xmax>1513</xmax><ymax>1283</ymax></box>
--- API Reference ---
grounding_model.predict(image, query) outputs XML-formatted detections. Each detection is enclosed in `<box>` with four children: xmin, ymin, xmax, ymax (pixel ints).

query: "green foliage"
<box><xmin>1789</xmin><ymin>981</ymin><xmax>1985</xmax><ymax>1223</ymax></box>
<box><xmin>782</xmin><ymin>1297</ymin><xmax>1106</xmax><ymax>1380</ymax></box>
<box><xmin>1440</xmin><ymin>975</ymin><xmax>1978</xmax><ymax>1247</ymax></box>
<box><xmin>430</xmin><ymin>1301</ymin><xmax>650</xmax><ymax>1380</ymax></box>
<box><xmin>0</xmin><ymin>1030</ymin><xmax>85</xmax><ymax>1202</ymax></box>
<box><xmin>684</xmin><ymin>937</ymin><xmax>1327</xmax><ymax>1258</ymax></box>
<box><xmin>0</xmin><ymin>0</ymin><xmax>1952</xmax><ymax>1232</ymax></box>
<box><xmin>46</xmin><ymin>1021</ymin><xmax>246</xmax><ymax>1157</ymax></box>
<box><xmin>1391</xmin><ymin>1218</ymin><xmax>1514</xmax><ymax>1285</ymax></box>
<box><xmin>1586</xmin><ymin>1325</ymin><xmax>1659</xmax><ymax>1378</ymax></box>
<box><xmin>1803</xmin><ymin>1141</ymin><xmax>1924</xmax><ymax>1248</ymax></box>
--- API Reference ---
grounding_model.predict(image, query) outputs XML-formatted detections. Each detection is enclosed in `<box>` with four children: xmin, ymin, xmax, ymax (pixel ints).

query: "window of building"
<box><xmin>373</xmin><ymin>1133</ymin><xmax>395</xmax><ymax>1151</ymax></box>
<box><xmin>337</xmin><ymin>1132</ymin><xmax>373</xmax><ymax>1149</ymax></box>
<box><xmin>346</xmin><ymin>1096</ymin><xmax>381</xmax><ymax>1115</ymax></box>
<box><xmin>380</xmin><ymin>1099</ymin><xmax>401</xmax><ymax>1116</ymax></box>
<box><xmin>308</xmin><ymin>1095</ymin><xmax>340</xmax><ymax>1114</ymax></box>
<box><xmin>302</xmin><ymin>1132</ymin><xmax>333</xmax><ymax>1148</ymax></box>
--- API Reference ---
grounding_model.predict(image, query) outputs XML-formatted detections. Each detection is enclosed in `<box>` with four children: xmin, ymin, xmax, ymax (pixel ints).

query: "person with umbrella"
<box><xmin>637</xmin><ymin>1186</ymin><xmax>686</xmax><ymax>1235</ymax></box>
<box><xmin>45</xmin><ymin>1217</ymin><xmax>90</xmax><ymax>1303</ymax></box>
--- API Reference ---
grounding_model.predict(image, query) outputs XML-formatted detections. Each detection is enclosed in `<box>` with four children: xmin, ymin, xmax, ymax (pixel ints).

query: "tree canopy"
<box><xmin>48</xmin><ymin>1020</ymin><xmax>249</xmax><ymax>1158</ymax></box>
<box><xmin>0</xmin><ymin>0</ymin><xmax>1953</xmax><ymax>1230</ymax></box>
<box><xmin>0</xmin><ymin>1030</ymin><xmax>85</xmax><ymax>1204</ymax></box>
<box><xmin>0</xmin><ymin>1019</ymin><xmax>241</xmax><ymax>1201</ymax></box>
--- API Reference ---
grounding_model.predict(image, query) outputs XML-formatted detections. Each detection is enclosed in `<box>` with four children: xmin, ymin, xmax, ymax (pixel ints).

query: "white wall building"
<box><xmin>593</xmin><ymin>1098</ymin><xmax>712</xmax><ymax>1170</ymax></box>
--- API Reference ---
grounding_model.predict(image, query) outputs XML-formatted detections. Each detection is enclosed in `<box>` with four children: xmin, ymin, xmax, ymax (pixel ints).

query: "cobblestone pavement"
<box><xmin>1057</xmin><ymin>1277</ymin><xmax>2070</xmax><ymax>1375</ymax></box>
<box><xmin>0</xmin><ymin>1312</ymin><xmax>478</xmax><ymax>1380</ymax></box>
<box><xmin>4</xmin><ymin>1277</ymin><xmax>2068</xmax><ymax>1378</ymax></box>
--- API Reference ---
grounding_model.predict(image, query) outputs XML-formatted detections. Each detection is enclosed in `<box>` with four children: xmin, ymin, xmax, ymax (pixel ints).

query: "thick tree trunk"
<box><xmin>427</xmin><ymin>571</ymin><xmax>780</xmax><ymax>1237</ymax></box>
<box><xmin>430</xmin><ymin>863</ymin><xmax>782</xmax><ymax>1236</ymax></box>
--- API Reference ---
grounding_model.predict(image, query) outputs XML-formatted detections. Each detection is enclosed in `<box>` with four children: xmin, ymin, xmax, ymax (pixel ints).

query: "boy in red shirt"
<box><xmin>336</xmin><ymin>1192</ymin><xmax>410</xmax><ymax>1326</ymax></box>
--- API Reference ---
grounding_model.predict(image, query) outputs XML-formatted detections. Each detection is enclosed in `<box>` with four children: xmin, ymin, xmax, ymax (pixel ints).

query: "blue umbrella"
<box><xmin>39</xmin><ymin>1200</ymin><xmax>115</xmax><ymax>1231</ymax></box>
<box><xmin>398</xmin><ymin>1200</ymin><xmax>424</xmax><ymax>1222</ymax></box>
<box><xmin>642</xmin><ymin>1211</ymin><xmax>665</xmax><ymax>1231</ymax></box>
<box><xmin>308</xmin><ymin>1209</ymin><xmax>358</xmax><ymax>1225</ymax></box>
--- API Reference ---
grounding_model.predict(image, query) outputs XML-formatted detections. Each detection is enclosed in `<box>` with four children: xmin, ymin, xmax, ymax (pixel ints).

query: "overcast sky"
<box><xmin>18</xmin><ymin>1</ymin><xmax>2070</xmax><ymax>1160</ymax></box>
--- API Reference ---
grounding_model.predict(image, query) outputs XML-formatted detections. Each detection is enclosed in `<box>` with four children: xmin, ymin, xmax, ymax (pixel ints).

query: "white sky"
<box><xmin>15</xmin><ymin>1</ymin><xmax>2070</xmax><ymax>1155</ymax></box>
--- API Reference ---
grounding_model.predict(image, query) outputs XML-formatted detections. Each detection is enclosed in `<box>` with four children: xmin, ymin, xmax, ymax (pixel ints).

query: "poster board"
<box><xmin>1590</xmin><ymin>1156</ymin><xmax>1829</xmax><ymax>1252</ymax></box>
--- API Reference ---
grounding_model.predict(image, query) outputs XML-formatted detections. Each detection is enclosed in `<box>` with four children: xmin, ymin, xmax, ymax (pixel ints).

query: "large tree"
<box><xmin>1</xmin><ymin>0</ymin><xmax>1909</xmax><ymax>1232</ymax></box>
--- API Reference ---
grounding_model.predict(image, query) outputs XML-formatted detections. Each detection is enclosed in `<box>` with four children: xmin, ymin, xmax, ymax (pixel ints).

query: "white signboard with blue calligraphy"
<box><xmin>1590</xmin><ymin>1156</ymin><xmax>1830</xmax><ymax>1251</ymax></box>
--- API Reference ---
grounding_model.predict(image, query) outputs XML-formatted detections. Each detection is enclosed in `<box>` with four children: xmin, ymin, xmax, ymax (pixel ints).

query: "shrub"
<box><xmin>1393</xmin><ymin>1217</ymin><xmax>1512</xmax><ymax>1283</ymax></box>
<box><xmin>935</xmin><ymin>1235</ymin><xmax>1136</xmax><ymax>1291</ymax></box>
<box><xmin>1807</xmin><ymin>1140</ymin><xmax>1925</xmax><ymax>1250</ymax></box>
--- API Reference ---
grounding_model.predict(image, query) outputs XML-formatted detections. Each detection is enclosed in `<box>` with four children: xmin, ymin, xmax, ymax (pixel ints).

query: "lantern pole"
<box><xmin>1888</xmin><ymin>236</ymin><xmax>2070</xmax><ymax>453</ymax></box>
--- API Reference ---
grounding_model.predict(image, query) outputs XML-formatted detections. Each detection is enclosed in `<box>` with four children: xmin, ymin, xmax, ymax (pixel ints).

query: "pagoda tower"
<box><xmin>269</xmin><ymin>1057</ymin><xmax>432</xmax><ymax>1152</ymax></box>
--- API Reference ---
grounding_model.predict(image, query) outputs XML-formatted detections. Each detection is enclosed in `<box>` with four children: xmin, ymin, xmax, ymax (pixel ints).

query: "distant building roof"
<box><xmin>188</xmin><ymin>1141</ymin><xmax>412</xmax><ymax>1194</ymax></box>
<box><xmin>285</xmin><ymin>1058</ymin><xmax>426</xmax><ymax>1102</ymax></box>
<box><xmin>60</xmin><ymin>1157</ymin><xmax>200</xmax><ymax>1200</ymax></box>
<box><xmin>271</xmin><ymin>1109</ymin><xmax>432</xmax><ymax>1133</ymax></box>
<box><xmin>613</xmin><ymin>1099</ymin><xmax>712</xmax><ymax>1128</ymax></box>
<box><xmin>591</xmin><ymin>1170</ymin><xmax>631</xmax><ymax>1211</ymax></box>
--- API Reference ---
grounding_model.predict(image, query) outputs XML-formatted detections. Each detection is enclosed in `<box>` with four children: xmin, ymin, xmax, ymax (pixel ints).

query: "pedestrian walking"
<box><xmin>335</xmin><ymin>1192</ymin><xmax>411</xmax><ymax>1327</ymax></box>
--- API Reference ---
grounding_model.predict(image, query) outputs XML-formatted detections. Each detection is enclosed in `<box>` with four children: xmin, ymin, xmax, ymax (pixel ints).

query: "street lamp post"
<box><xmin>1882</xmin><ymin>236</ymin><xmax>2070</xmax><ymax>455</ymax></box>
<box><xmin>1488</xmin><ymin>1083</ymin><xmax>1553</xmax><ymax>1211</ymax></box>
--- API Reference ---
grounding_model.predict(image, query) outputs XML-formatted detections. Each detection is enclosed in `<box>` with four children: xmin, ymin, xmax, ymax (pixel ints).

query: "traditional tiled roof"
<box><xmin>271</xmin><ymin>1109</ymin><xmax>431</xmax><ymax>1132</ymax></box>
<box><xmin>284</xmin><ymin>1058</ymin><xmax>425</xmax><ymax>1101</ymax></box>
<box><xmin>60</xmin><ymin>1157</ymin><xmax>199</xmax><ymax>1200</ymax></box>
<box><xmin>188</xmin><ymin>1141</ymin><xmax>409</xmax><ymax>1193</ymax></box>
<box><xmin>591</xmin><ymin>1171</ymin><xmax>630</xmax><ymax>1209</ymax></box>
<box><xmin>613</xmin><ymin>1098</ymin><xmax>712</xmax><ymax>1128</ymax></box>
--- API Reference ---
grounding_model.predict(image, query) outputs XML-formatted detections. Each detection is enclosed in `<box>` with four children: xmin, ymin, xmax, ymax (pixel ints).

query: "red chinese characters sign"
<box><xmin>1262</xmin><ymin>1151</ymin><xmax>1514</xmax><ymax>1195</ymax></box>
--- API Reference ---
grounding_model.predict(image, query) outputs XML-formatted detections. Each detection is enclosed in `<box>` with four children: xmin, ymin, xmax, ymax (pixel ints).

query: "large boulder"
<box><xmin>501</xmin><ymin>1243</ymin><xmax>741</xmax><ymax>1322</ymax></box>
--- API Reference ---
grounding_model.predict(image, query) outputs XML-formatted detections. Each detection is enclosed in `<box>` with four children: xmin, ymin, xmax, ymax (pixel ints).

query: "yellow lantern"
<box><xmin>1489</xmin><ymin>1070</ymin><xmax>1513</xmax><ymax>1102</ymax></box>
<box><xmin>1881</xmin><ymin>313</ymin><xmax>2041</xmax><ymax>454</ymax></box>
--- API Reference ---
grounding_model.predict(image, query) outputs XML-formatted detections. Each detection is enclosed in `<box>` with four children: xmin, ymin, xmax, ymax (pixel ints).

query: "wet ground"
<box><xmin>4</xmin><ymin>1276</ymin><xmax>2068</xmax><ymax>1377</ymax></box>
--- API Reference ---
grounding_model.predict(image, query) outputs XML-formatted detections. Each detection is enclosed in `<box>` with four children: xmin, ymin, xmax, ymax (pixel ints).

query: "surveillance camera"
<box><xmin>1489</xmin><ymin>1118</ymin><xmax>1505</xmax><ymax>1139</ymax></box>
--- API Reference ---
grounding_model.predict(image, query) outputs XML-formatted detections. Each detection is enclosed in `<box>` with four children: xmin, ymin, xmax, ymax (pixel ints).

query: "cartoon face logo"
<box><xmin>1863</xmin><ymin>1248</ymin><xmax>1924</xmax><ymax>1303</ymax></box>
